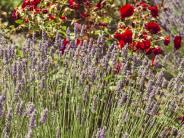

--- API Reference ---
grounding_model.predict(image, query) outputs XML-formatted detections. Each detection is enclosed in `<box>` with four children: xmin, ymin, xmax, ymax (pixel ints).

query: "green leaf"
<box><xmin>15</xmin><ymin>19</ymin><xmax>23</xmax><ymax>24</ymax></box>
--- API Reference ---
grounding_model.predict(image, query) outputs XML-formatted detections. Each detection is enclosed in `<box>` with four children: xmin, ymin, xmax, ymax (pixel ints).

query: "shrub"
<box><xmin>0</xmin><ymin>24</ymin><xmax>183</xmax><ymax>137</ymax></box>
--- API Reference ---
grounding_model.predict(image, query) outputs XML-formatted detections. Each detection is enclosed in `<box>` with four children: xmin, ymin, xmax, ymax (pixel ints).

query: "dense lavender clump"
<box><xmin>155</xmin><ymin>0</ymin><xmax>184</xmax><ymax>36</ymax></box>
<box><xmin>0</xmin><ymin>24</ymin><xmax>183</xmax><ymax>137</ymax></box>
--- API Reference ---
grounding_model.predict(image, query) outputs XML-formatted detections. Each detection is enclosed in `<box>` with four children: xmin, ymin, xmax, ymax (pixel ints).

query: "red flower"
<box><xmin>135</xmin><ymin>39</ymin><xmax>151</xmax><ymax>51</ymax></box>
<box><xmin>142</xmin><ymin>39</ymin><xmax>151</xmax><ymax>49</ymax></box>
<box><xmin>75</xmin><ymin>39</ymin><xmax>81</xmax><ymax>46</ymax></box>
<box><xmin>22</xmin><ymin>0</ymin><xmax>30</xmax><ymax>9</ymax></box>
<box><xmin>114</xmin><ymin>33</ymin><xmax>124</xmax><ymax>41</ymax></box>
<box><xmin>118</xmin><ymin>40</ymin><xmax>125</xmax><ymax>49</ymax></box>
<box><xmin>22</xmin><ymin>0</ymin><xmax>41</xmax><ymax>9</ymax></box>
<box><xmin>145</xmin><ymin>21</ymin><xmax>160</xmax><ymax>34</ymax></box>
<box><xmin>68</xmin><ymin>0</ymin><xmax>74</xmax><ymax>8</ymax></box>
<box><xmin>177</xmin><ymin>116</ymin><xmax>184</xmax><ymax>124</ymax></box>
<box><xmin>114</xmin><ymin>28</ymin><xmax>133</xmax><ymax>44</ymax></box>
<box><xmin>80</xmin><ymin>12</ymin><xmax>89</xmax><ymax>18</ymax></box>
<box><xmin>164</xmin><ymin>36</ymin><xmax>170</xmax><ymax>46</ymax></box>
<box><xmin>42</xmin><ymin>9</ymin><xmax>48</xmax><ymax>14</ymax></box>
<box><xmin>60</xmin><ymin>16</ymin><xmax>67</xmax><ymax>21</ymax></box>
<box><xmin>68</xmin><ymin>0</ymin><xmax>79</xmax><ymax>9</ymax></box>
<box><xmin>119</xmin><ymin>4</ymin><xmax>134</xmax><ymax>19</ymax></box>
<box><xmin>145</xmin><ymin>47</ymin><xmax>153</xmax><ymax>55</ymax></box>
<box><xmin>35</xmin><ymin>8</ymin><xmax>41</xmax><ymax>14</ymax></box>
<box><xmin>114</xmin><ymin>62</ymin><xmax>122</xmax><ymax>74</ymax></box>
<box><xmin>174</xmin><ymin>36</ymin><xmax>182</xmax><ymax>50</ymax></box>
<box><xmin>63</xmin><ymin>38</ymin><xmax>69</xmax><ymax>47</ymax></box>
<box><xmin>152</xmin><ymin>47</ymin><xmax>162</xmax><ymax>55</ymax></box>
<box><xmin>148</xmin><ymin>5</ymin><xmax>159</xmax><ymax>18</ymax></box>
<box><xmin>24</xmin><ymin>18</ymin><xmax>29</xmax><ymax>23</ymax></box>
<box><xmin>11</xmin><ymin>9</ymin><xmax>20</xmax><ymax>20</ymax></box>
<box><xmin>48</xmin><ymin>14</ymin><xmax>56</xmax><ymax>20</ymax></box>
<box><xmin>123</xmin><ymin>29</ymin><xmax>133</xmax><ymax>43</ymax></box>
<box><xmin>150</xmin><ymin>47</ymin><xmax>162</xmax><ymax>66</ymax></box>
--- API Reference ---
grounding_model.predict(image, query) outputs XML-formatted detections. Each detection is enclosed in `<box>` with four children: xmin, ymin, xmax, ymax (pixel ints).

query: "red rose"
<box><xmin>174</xmin><ymin>36</ymin><xmax>182</xmax><ymax>50</ymax></box>
<box><xmin>164</xmin><ymin>36</ymin><xmax>170</xmax><ymax>46</ymax></box>
<box><xmin>119</xmin><ymin>4</ymin><xmax>134</xmax><ymax>19</ymax></box>
<box><xmin>114</xmin><ymin>33</ymin><xmax>124</xmax><ymax>41</ymax></box>
<box><xmin>114</xmin><ymin>28</ymin><xmax>132</xmax><ymax>44</ymax></box>
<box><xmin>68</xmin><ymin>0</ymin><xmax>74</xmax><ymax>8</ymax></box>
<box><xmin>145</xmin><ymin>47</ymin><xmax>153</xmax><ymax>55</ymax></box>
<box><xmin>123</xmin><ymin>29</ymin><xmax>133</xmax><ymax>43</ymax></box>
<box><xmin>142</xmin><ymin>39</ymin><xmax>151</xmax><ymax>49</ymax></box>
<box><xmin>35</xmin><ymin>8</ymin><xmax>41</xmax><ymax>14</ymax></box>
<box><xmin>148</xmin><ymin>5</ymin><xmax>159</xmax><ymax>18</ymax></box>
<box><xmin>135</xmin><ymin>39</ymin><xmax>151</xmax><ymax>51</ymax></box>
<box><xmin>152</xmin><ymin>47</ymin><xmax>162</xmax><ymax>55</ymax></box>
<box><xmin>118</xmin><ymin>40</ymin><xmax>125</xmax><ymax>49</ymax></box>
<box><xmin>135</xmin><ymin>41</ymin><xmax>144</xmax><ymax>50</ymax></box>
<box><xmin>68</xmin><ymin>0</ymin><xmax>79</xmax><ymax>9</ymax></box>
<box><xmin>145</xmin><ymin>21</ymin><xmax>160</xmax><ymax>34</ymax></box>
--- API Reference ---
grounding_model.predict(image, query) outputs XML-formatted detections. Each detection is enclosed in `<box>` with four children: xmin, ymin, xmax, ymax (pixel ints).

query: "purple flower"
<box><xmin>40</xmin><ymin>108</ymin><xmax>48</xmax><ymax>124</ymax></box>
<box><xmin>96</xmin><ymin>128</ymin><xmax>105</xmax><ymax>138</ymax></box>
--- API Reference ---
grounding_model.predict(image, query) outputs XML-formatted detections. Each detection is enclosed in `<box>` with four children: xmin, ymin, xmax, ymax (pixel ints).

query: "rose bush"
<box><xmin>113</xmin><ymin>1</ymin><xmax>182</xmax><ymax>65</ymax></box>
<box><xmin>11</xmin><ymin>0</ymin><xmax>183</xmax><ymax>64</ymax></box>
<box><xmin>12</xmin><ymin>0</ymin><xmax>119</xmax><ymax>38</ymax></box>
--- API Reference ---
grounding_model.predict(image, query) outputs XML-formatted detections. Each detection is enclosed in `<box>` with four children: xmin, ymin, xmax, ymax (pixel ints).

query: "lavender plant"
<box><xmin>0</xmin><ymin>24</ymin><xmax>183</xmax><ymax>138</ymax></box>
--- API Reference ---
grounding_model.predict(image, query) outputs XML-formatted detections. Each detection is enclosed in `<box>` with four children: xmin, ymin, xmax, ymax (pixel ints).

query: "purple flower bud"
<box><xmin>54</xmin><ymin>32</ymin><xmax>60</xmax><ymax>46</ymax></box>
<box><xmin>66</xmin><ymin>27</ymin><xmax>70</xmax><ymax>40</ymax></box>
<box><xmin>74</xmin><ymin>23</ymin><xmax>78</xmax><ymax>38</ymax></box>
<box><xmin>155</xmin><ymin>71</ymin><xmax>164</xmax><ymax>87</ymax></box>
<box><xmin>161</xmin><ymin>78</ymin><xmax>168</xmax><ymax>88</ymax></box>
<box><xmin>118</xmin><ymin>93</ymin><xmax>128</xmax><ymax>107</ymax></box>
<box><xmin>80</xmin><ymin>25</ymin><xmax>85</xmax><ymax>36</ymax></box>
<box><xmin>16</xmin><ymin>100</ymin><xmax>24</xmax><ymax>116</ymax></box>
<box><xmin>42</xmin><ymin>31</ymin><xmax>47</xmax><ymax>42</ymax></box>
<box><xmin>40</xmin><ymin>108</ymin><xmax>48</xmax><ymax>124</ymax></box>
<box><xmin>116</xmin><ymin>80</ymin><xmax>124</xmax><ymax>92</ymax></box>
<box><xmin>26</xmin><ymin>103</ymin><xmax>35</xmax><ymax>116</ymax></box>
<box><xmin>29</xmin><ymin>110</ymin><xmax>36</xmax><ymax>128</ymax></box>
<box><xmin>39</xmin><ymin>78</ymin><xmax>46</xmax><ymax>89</ymax></box>
<box><xmin>96</xmin><ymin>128</ymin><xmax>105</xmax><ymax>138</ymax></box>
<box><xmin>146</xmin><ymin>80</ymin><xmax>154</xmax><ymax>96</ymax></box>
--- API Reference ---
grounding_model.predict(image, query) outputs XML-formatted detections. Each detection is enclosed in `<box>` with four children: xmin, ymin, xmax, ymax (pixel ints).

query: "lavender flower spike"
<box><xmin>40</xmin><ymin>108</ymin><xmax>48</xmax><ymax>124</ymax></box>
<box><xmin>96</xmin><ymin>128</ymin><xmax>105</xmax><ymax>138</ymax></box>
